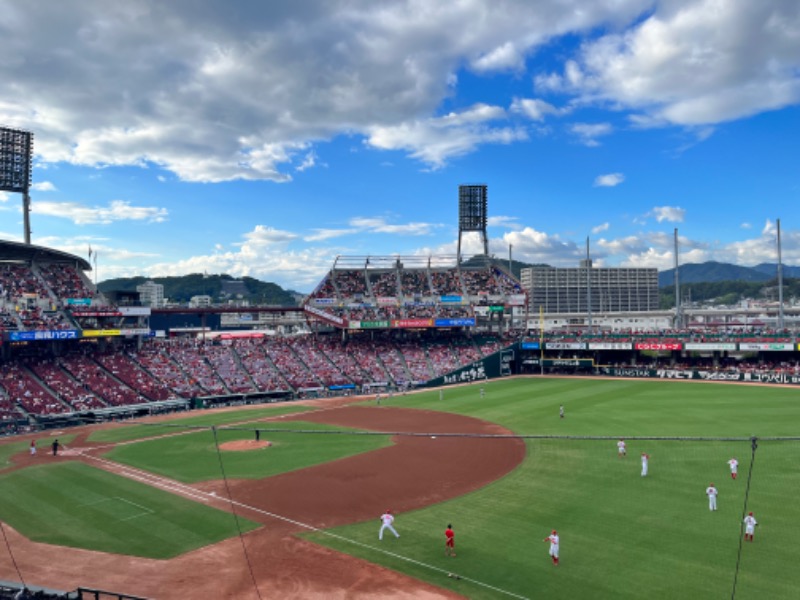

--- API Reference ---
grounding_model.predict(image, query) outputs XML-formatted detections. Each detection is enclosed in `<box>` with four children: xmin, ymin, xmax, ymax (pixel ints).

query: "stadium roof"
<box><xmin>0</xmin><ymin>238</ymin><xmax>91</xmax><ymax>270</ymax></box>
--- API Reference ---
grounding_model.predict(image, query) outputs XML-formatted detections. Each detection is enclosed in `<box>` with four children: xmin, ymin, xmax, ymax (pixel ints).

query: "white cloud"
<box><xmin>366</xmin><ymin>104</ymin><xmax>526</xmax><ymax>168</ymax></box>
<box><xmin>652</xmin><ymin>206</ymin><xmax>685</xmax><ymax>223</ymax></box>
<box><xmin>539</xmin><ymin>1</ymin><xmax>800</xmax><ymax>126</ymax></box>
<box><xmin>0</xmin><ymin>1</ymin><xmax>657</xmax><ymax>181</ymax></box>
<box><xmin>31</xmin><ymin>181</ymin><xmax>57</xmax><ymax>192</ymax></box>
<box><xmin>349</xmin><ymin>216</ymin><xmax>435</xmax><ymax>236</ymax></box>
<box><xmin>570</xmin><ymin>122</ymin><xmax>613</xmax><ymax>146</ymax></box>
<box><xmin>32</xmin><ymin>199</ymin><xmax>168</xmax><ymax>225</ymax></box>
<box><xmin>509</xmin><ymin>98</ymin><xmax>565</xmax><ymax>121</ymax></box>
<box><xmin>591</xmin><ymin>222</ymin><xmax>610</xmax><ymax>234</ymax></box>
<box><xmin>471</xmin><ymin>42</ymin><xmax>524</xmax><ymax>72</ymax></box>
<box><xmin>488</xmin><ymin>215</ymin><xmax>522</xmax><ymax>230</ymax></box>
<box><xmin>594</xmin><ymin>173</ymin><xmax>625</xmax><ymax>187</ymax></box>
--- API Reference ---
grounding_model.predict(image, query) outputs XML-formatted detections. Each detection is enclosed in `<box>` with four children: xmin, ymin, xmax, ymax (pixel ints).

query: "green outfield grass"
<box><xmin>87</xmin><ymin>404</ymin><xmax>312</xmax><ymax>443</ymax></box>
<box><xmin>308</xmin><ymin>378</ymin><xmax>800</xmax><ymax>600</ymax></box>
<box><xmin>102</xmin><ymin>419</ymin><xmax>391</xmax><ymax>482</ymax></box>
<box><xmin>0</xmin><ymin>461</ymin><xmax>259</xmax><ymax>558</ymax></box>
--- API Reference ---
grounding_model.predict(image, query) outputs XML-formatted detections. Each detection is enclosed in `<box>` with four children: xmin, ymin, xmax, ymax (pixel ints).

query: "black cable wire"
<box><xmin>731</xmin><ymin>436</ymin><xmax>758</xmax><ymax>600</ymax></box>
<box><xmin>211</xmin><ymin>426</ymin><xmax>263</xmax><ymax>600</ymax></box>
<box><xmin>0</xmin><ymin>521</ymin><xmax>26</xmax><ymax>589</ymax></box>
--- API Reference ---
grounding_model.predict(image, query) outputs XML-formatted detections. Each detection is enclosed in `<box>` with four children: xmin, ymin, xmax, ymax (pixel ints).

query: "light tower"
<box><xmin>0</xmin><ymin>126</ymin><xmax>34</xmax><ymax>244</ymax></box>
<box><xmin>457</xmin><ymin>184</ymin><xmax>488</xmax><ymax>261</ymax></box>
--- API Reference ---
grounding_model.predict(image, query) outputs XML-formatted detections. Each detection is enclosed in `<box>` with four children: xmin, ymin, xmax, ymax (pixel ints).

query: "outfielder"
<box><xmin>706</xmin><ymin>483</ymin><xmax>718</xmax><ymax>511</ymax></box>
<box><xmin>618</xmin><ymin>439</ymin><xmax>626</xmax><ymax>458</ymax></box>
<box><xmin>727</xmin><ymin>458</ymin><xmax>738</xmax><ymax>480</ymax></box>
<box><xmin>743</xmin><ymin>512</ymin><xmax>758</xmax><ymax>541</ymax></box>
<box><xmin>379</xmin><ymin>509</ymin><xmax>399</xmax><ymax>540</ymax></box>
<box><xmin>641</xmin><ymin>453</ymin><xmax>649</xmax><ymax>476</ymax></box>
<box><xmin>544</xmin><ymin>530</ymin><xmax>559</xmax><ymax>565</ymax></box>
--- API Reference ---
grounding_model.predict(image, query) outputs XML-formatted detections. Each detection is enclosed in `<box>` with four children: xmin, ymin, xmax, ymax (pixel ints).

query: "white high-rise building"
<box><xmin>136</xmin><ymin>280</ymin><xmax>165</xmax><ymax>308</ymax></box>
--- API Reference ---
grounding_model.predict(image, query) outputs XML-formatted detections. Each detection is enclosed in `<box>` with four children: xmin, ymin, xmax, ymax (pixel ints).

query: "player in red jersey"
<box><xmin>445</xmin><ymin>524</ymin><xmax>455</xmax><ymax>556</ymax></box>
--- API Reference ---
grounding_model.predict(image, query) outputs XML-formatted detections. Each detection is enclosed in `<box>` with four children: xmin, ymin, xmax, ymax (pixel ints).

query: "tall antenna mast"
<box><xmin>674</xmin><ymin>228</ymin><xmax>681</xmax><ymax>328</ymax></box>
<box><xmin>777</xmin><ymin>218</ymin><xmax>784</xmax><ymax>329</ymax></box>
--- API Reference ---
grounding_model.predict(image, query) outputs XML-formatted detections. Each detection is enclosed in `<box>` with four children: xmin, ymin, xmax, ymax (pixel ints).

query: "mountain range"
<box><xmin>657</xmin><ymin>262</ymin><xmax>800</xmax><ymax>287</ymax></box>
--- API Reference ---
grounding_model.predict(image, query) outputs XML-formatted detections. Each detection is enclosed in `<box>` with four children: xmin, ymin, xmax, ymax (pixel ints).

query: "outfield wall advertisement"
<box><xmin>598</xmin><ymin>366</ymin><xmax>800</xmax><ymax>386</ymax></box>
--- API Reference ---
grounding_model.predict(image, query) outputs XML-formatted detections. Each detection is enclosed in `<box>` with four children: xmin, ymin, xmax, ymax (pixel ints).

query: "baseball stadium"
<box><xmin>1</xmin><ymin>212</ymin><xmax>800</xmax><ymax>600</ymax></box>
<box><xmin>1</xmin><ymin>132</ymin><xmax>799</xmax><ymax>599</ymax></box>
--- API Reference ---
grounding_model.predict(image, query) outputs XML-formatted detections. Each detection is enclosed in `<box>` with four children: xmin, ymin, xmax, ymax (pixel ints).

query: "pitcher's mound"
<box><xmin>219</xmin><ymin>440</ymin><xmax>272</xmax><ymax>451</ymax></box>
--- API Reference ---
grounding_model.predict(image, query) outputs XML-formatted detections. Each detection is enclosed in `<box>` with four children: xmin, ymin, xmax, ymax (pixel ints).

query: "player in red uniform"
<box><xmin>445</xmin><ymin>524</ymin><xmax>455</xmax><ymax>556</ymax></box>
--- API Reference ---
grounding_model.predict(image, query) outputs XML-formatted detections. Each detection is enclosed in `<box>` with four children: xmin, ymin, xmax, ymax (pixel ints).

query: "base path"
<box><xmin>0</xmin><ymin>403</ymin><xmax>525</xmax><ymax>599</ymax></box>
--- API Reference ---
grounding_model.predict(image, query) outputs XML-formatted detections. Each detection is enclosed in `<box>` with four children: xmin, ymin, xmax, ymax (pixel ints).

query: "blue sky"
<box><xmin>0</xmin><ymin>0</ymin><xmax>798</xmax><ymax>293</ymax></box>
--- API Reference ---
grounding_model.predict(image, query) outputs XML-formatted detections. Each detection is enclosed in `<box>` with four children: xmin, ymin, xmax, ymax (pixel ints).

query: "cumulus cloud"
<box><xmin>0</xmin><ymin>1</ymin><xmax>656</xmax><ymax>181</ymax></box>
<box><xmin>594</xmin><ymin>173</ymin><xmax>624</xmax><ymax>187</ymax></box>
<box><xmin>32</xmin><ymin>199</ymin><xmax>168</xmax><ymax>225</ymax></box>
<box><xmin>591</xmin><ymin>222</ymin><xmax>610</xmax><ymax>234</ymax></box>
<box><xmin>366</xmin><ymin>104</ymin><xmax>526</xmax><ymax>168</ymax></box>
<box><xmin>31</xmin><ymin>181</ymin><xmax>57</xmax><ymax>192</ymax></box>
<box><xmin>509</xmin><ymin>98</ymin><xmax>565</xmax><ymax>121</ymax></box>
<box><xmin>570</xmin><ymin>122</ymin><xmax>613</xmax><ymax>146</ymax></box>
<box><xmin>538</xmin><ymin>0</ymin><xmax>800</xmax><ymax>126</ymax></box>
<box><xmin>652</xmin><ymin>206</ymin><xmax>685</xmax><ymax>223</ymax></box>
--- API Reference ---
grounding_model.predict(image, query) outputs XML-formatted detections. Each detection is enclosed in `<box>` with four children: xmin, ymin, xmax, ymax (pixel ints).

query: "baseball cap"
<box><xmin>552</xmin><ymin>529</ymin><xmax>557</xmax><ymax>534</ymax></box>
<box><xmin>749</xmin><ymin>512</ymin><xmax>753</xmax><ymax>516</ymax></box>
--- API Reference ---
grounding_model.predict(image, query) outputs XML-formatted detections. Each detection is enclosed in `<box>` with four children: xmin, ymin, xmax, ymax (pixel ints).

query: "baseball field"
<box><xmin>0</xmin><ymin>377</ymin><xmax>798</xmax><ymax>599</ymax></box>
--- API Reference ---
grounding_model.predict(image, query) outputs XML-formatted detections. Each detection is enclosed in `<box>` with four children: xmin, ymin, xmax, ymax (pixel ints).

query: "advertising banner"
<box><xmin>8</xmin><ymin>330</ymin><xmax>80</xmax><ymax>341</ymax></box>
<box><xmin>521</xmin><ymin>341</ymin><xmax>540</xmax><ymax>350</ymax></box>
<box><xmin>440</xmin><ymin>295</ymin><xmax>462</xmax><ymax>303</ymax></box>
<box><xmin>377</xmin><ymin>297</ymin><xmax>398</xmax><ymax>306</ymax></box>
<box><xmin>304</xmin><ymin>305</ymin><xmax>347</xmax><ymax>327</ymax></box>
<box><xmin>545</xmin><ymin>342</ymin><xmax>587</xmax><ymax>350</ymax></box>
<box><xmin>434</xmin><ymin>318</ymin><xmax>475</xmax><ymax>327</ymax></box>
<box><xmin>360</xmin><ymin>320</ymin><xmax>391</xmax><ymax>329</ymax></box>
<box><xmin>738</xmin><ymin>343</ymin><xmax>795</xmax><ymax>351</ymax></box>
<box><xmin>69</xmin><ymin>310</ymin><xmax>123</xmax><ymax>317</ymax></box>
<box><xmin>118</xmin><ymin>306</ymin><xmax>151</xmax><ymax>316</ymax></box>
<box><xmin>507</xmin><ymin>294</ymin><xmax>527</xmax><ymax>306</ymax></box>
<box><xmin>312</xmin><ymin>298</ymin><xmax>335</xmax><ymax>305</ymax></box>
<box><xmin>82</xmin><ymin>329</ymin><xmax>122</xmax><ymax>337</ymax></box>
<box><xmin>635</xmin><ymin>342</ymin><xmax>682</xmax><ymax>351</ymax></box>
<box><xmin>588</xmin><ymin>343</ymin><xmax>633</xmax><ymax>350</ymax></box>
<box><xmin>66</xmin><ymin>298</ymin><xmax>92</xmax><ymax>306</ymax></box>
<box><xmin>684</xmin><ymin>343</ymin><xmax>737</xmax><ymax>351</ymax></box>
<box><xmin>392</xmin><ymin>318</ymin><xmax>433</xmax><ymax>328</ymax></box>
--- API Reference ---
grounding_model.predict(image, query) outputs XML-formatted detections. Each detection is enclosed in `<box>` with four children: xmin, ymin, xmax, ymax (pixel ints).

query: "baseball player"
<box><xmin>379</xmin><ymin>509</ymin><xmax>399</xmax><ymax>540</ymax></box>
<box><xmin>727</xmin><ymin>458</ymin><xmax>738</xmax><ymax>480</ymax></box>
<box><xmin>617</xmin><ymin>439</ymin><xmax>626</xmax><ymax>458</ymax></box>
<box><xmin>543</xmin><ymin>530</ymin><xmax>559</xmax><ymax>565</ymax></box>
<box><xmin>706</xmin><ymin>483</ymin><xmax>718</xmax><ymax>511</ymax></box>
<box><xmin>29</xmin><ymin>440</ymin><xmax>36</xmax><ymax>456</ymax></box>
<box><xmin>641</xmin><ymin>452</ymin><xmax>649</xmax><ymax>476</ymax></box>
<box><xmin>445</xmin><ymin>524</ymin><xmax>455</xmax><ymax>556</ymax></box>
<box><xmin>559</xmin><ymin>405</ymin><xmax>565</xmax><ymax>419</ymax></box>
<box><xmin>743</xmin><ymin>512</ymin><xmax>758</xmax><ymax>541</ymax></box>
<box><xmin>480</xmin><ymin>387</ymin><xmax>485</xmax><ymax>399</ymax></box>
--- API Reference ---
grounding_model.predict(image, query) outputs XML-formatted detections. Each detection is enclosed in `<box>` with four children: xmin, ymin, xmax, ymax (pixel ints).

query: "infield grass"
<box><xmin>87</xmin><ymin>404</ymin><xmax>312</xmax><ymax>443</ymax></box>
<box><xmin>0</xmin><ymin>461</ymin><xmax>259</xmax><ymax>558</ymax></box>
<box><xmin>310</xmin><ymin>377</ymin><xmax>800</xmax><ymax>600</ymax></box>
<box><xmin>102</xmin><ymin>419</ymin><xmax>391</xmax><ymax>482</ymax></box>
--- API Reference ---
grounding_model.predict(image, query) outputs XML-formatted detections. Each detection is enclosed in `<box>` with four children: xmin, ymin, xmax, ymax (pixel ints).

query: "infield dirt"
<box><xmin>0</xmin><ymin>399</ymin><xmax>525</xmax><ymax>599</ymax></box>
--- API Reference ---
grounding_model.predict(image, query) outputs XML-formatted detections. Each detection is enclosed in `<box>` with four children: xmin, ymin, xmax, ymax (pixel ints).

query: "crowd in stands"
<box><xmin>37</xmin><ymin>263</ymin><xmax>94</xmax><ymax>300</ymax></box>
<box><xmin>3</xmin><ymin>319</ymin><xmax>800</xmax><ymax>424</ymax></box>
<box><xmin>305</xmin><ymin>264</ymin><xmax>521</xmax><ymax>325</ymax></box>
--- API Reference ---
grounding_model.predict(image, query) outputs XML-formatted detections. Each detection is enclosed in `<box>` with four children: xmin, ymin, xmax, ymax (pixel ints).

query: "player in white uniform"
<box><xmin>543</xmin><ymin>530</ymin><xmax>559</xmax><ymax>565</ymax></box>
<box><xmin>617</xmin><ymin>439</ymin><xmax>626</xmax><ymax>458</ymax></box>
<box><xmin>706</xmin><ymin>483</ymin><xmax>718</xmax><ymax>511</ymax></box>
<box><xmin>641</xmin><ymin>453</ymin><xmax>649</xmax><ymax>476</ymax></box>
<box><xmin>559</xmin><ymin>405</ymin><xmax>565</xmax><ymax>419</ymax></box>
<box><xmin>727</xmin><ymin>458</ymin><xmax>738</xmax><ymax>480</ymax></box>
<box><xmin>743</xmin><ymin>512</ymin><xmax>758</xmax><ymax>541</ymax></box>
<box><xmin>379</xmin><ymin>509</ymin><xmax>399</xmax><ymax>540</ymax></box>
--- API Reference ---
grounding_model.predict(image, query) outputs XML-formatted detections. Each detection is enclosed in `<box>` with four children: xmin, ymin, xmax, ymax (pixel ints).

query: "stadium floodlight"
<box><xmin>457</xmin><ymin>184</ymin><xmax>489</xmax><ymax>260</ymax></box>
<box><xmin>0</xmin><ymin>126</ymin><xmax>34</xmax><ymax>244</ymax></box>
